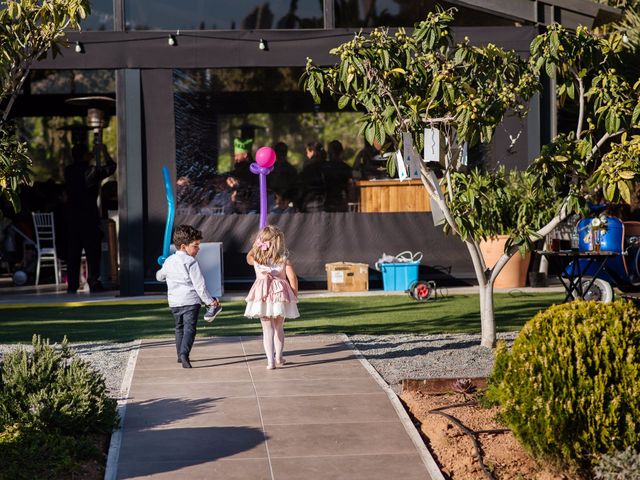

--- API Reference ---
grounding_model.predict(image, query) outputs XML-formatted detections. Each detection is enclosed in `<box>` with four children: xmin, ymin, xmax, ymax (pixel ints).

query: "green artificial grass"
<box><xmin>0</xmin><ymin>293</ymin><xmax>564</xmax><ymax>344</ymax></box>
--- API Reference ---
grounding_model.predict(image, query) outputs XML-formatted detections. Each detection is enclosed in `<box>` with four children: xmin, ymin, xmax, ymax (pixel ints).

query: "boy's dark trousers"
<box><xmin>171</xmin><ymin>304</ymin><xmax>201</xmax><ymax>359</ymax></box>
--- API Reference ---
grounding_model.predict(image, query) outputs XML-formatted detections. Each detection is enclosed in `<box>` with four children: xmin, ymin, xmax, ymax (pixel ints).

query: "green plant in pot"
<box><xmin>447</xmin><ymin>166</ymin><xmax>560</xmax><ymax>288</ymax></box>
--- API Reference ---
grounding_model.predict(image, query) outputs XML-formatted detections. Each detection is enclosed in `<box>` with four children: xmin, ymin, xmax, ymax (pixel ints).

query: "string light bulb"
<box><xmin>74</xmin><ymin>41</ymin><xmax>84</xmax><ymax>53</ymax></box>
<box><xmin>259</xmin><ymin>38</ymin><xmax>267</xmax><ymax>51</ymax></box>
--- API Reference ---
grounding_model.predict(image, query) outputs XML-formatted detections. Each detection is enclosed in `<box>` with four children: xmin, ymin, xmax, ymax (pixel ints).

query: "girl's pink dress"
<box><xmin>244</xmin><ymin>262</ymin><xmax>299</xmax><ymax>319</ymax></box>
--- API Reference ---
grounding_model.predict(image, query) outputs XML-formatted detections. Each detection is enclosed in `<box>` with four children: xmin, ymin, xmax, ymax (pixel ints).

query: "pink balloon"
<box><xmin>255</xmin><ymin>146</ymin><xmax>276</xmax><ymax>168</ymax></box>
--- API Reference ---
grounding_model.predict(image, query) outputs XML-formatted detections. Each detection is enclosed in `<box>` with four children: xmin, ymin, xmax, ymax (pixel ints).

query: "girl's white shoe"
<box><xmin>266</xmin><ymin>364</ymin><xmax>275</xmax><ymax>370</ymax></box>
<box><xmin>275</xmin><ymin>357</ymin><xmax>286</xmax><ymax>367</ymax></box>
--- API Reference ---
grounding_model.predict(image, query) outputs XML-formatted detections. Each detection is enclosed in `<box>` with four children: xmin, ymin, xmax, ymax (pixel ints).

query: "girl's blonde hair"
<box><xmin>250</xmin><ymin>225</ymin><xmax>288</xmax><ymax>266</ymax></box>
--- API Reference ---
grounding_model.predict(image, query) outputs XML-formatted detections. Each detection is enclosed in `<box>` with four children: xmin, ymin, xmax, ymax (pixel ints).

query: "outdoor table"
<box><xmin>535</xmin><ymin>250</ymin><xmax>622</xmax><ymax>302</ymax></box>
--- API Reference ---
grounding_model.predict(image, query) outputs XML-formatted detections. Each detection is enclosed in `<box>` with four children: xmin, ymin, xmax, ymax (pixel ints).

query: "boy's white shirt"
<box><xmin>156</xmin><ymin>251</ymin><xmax>215</xmax><ymax>307</ymax></box>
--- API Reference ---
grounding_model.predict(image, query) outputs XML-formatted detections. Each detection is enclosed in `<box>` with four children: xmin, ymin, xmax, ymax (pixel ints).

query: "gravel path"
<box><xmin>0</xmin><ymin>332</ymin><xmax>518</xmax><ymax>397</ymax></box>
<box><xmin>349</xmin><ymin>332</ymin><xmax>519</xmax><ymax>392</ymax></box>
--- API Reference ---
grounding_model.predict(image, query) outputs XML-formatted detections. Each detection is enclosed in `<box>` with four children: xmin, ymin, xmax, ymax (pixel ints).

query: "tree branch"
<box><xmin>465</xmin><ymin>239</ymin><xmax>488</xmax><ymax>287</ymax></box>
<box><xmin>1</xmin><ymin>66</ymin><xmax>33</xmax><ymax>124</ymax></box>
<box><xmin>574</xmin><ymin>69</ymin><xmax>585</xmax><ymax>140</ymax></box>
<box><xmin>586</xmin><ymin>129</ymin><xmax>624</xmax><ymax>162</ymax></box>
<box><xmin>422</xmin><ymin>116</ymin><xmax>456</xmax><ymax>123</ymax></box>
<box><xmin>533</xmin><ymin>199</ymin><xmax>569</xmax><ymax>239</ymax></box>
<box><xmin>418</xmin><ymin>161</ymin><xmax>461</xmax><ymax>238</ymax></box>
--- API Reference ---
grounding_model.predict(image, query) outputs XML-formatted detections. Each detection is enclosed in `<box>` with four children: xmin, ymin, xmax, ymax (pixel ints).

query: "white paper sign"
<box><xmin>426</xmin><ymin>171</ymin><xmax>446</xmax><ymax>227</ymax></box>
<box><xmin>396</xmin><ymin>150</ymin><xmax>408</xmax><ymax>181</ymax></box>
<box><xmin>402</xmin><ymin>132</ymin><xmax>422</xmax><ymax>179</ymax></box>
<box><xmin>331</xmin><ymin>270</ymin><xmax>345</xmax><ymax>284</ymax></box>
<box><xmin>459</xmin><ymin>141</ymin><xmax>468</xmax><ymax>167</ymax></box>
<box><xmin>424</xmin><ymin>127</ymin><xmax>442</xmax><ymax>163</ymax></box>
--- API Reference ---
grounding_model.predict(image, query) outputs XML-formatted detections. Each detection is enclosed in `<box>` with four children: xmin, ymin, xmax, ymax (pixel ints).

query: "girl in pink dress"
<box><xmin>245</xmin><ymin>225</ymin><xmax>299</xmax><ymax>369</ymax></box>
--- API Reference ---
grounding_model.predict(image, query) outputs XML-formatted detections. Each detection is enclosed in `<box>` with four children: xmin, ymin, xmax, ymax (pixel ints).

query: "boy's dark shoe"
<box><xmin>179</xmin><ymin>354</ymin><xmax>192</xmax><ymax>369</ymax></box>
<box><xmin>204</xmin><ymin>303</ymin><xmax>222</xmax><ymax>322</ymax></box>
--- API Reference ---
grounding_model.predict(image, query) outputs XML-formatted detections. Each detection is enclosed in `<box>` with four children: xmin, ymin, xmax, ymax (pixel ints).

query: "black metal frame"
<box><xmin>536</xmin><ymin>250</ymin><xmax>621</xmax><ymax>302</ymax></box>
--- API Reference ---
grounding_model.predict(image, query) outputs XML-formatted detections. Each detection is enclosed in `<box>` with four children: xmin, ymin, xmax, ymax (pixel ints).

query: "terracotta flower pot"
<box><xmin>479</xmin><ymin>235</ymin><xmax>531</xmax><ymax>288</ymax></box>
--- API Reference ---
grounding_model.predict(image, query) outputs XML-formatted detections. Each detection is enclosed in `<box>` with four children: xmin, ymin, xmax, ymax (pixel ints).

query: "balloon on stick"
<box><xmin>250</xmin><ymin>146</ymin><xmax>276</xmax><ymax>228</ymax></box>
<box><xmin>158</xmin><ymin>165</ymin><xmax>175</xmax><ymax>265</ymax></box>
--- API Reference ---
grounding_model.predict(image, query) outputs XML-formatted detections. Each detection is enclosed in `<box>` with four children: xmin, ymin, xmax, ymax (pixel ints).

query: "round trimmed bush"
<box><xmin>489</xmin><ymin>300</ymin><xmax>640</xmax><ymax>472</ymax></box>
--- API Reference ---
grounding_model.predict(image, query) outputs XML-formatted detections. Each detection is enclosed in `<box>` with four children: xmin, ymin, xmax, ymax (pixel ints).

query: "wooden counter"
<box><xmin>356</xmin><ymin>179</ymin><xmax>432</xmax><ymax>212</ymax></box>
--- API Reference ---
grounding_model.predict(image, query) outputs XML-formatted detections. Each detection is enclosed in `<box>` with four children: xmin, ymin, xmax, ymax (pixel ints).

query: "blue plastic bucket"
<box><xmin>380</xmin><ymin>262</ymin><xmax>420</xmax><ymax>291</ymax></box>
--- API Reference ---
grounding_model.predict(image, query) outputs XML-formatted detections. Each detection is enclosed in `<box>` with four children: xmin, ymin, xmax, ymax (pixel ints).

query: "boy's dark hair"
<box><xmin>173</xmin><ymin>225</ymin><xmax>203</xmax><ymax>248</ymax></box>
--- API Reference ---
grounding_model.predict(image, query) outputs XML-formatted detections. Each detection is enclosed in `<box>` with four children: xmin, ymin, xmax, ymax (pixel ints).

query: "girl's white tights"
<box><xmin>260</xmin><ymin>316</ymin><xmax>285</xmax><ymax>367</ymax></box>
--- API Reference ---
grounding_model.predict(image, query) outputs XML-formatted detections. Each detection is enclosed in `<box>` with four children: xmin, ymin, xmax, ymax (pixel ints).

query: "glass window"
<box><xmin>335</xmin><ymin>0</ymin><xmax>519</xmax><ymax>28</ymax></box>
<box><xmin>29</xmin><ymin>70</ymin><xmax>116</xmax><ymax>95</ymax></box>
<box><xmin>80</xmin><ymin>0</ymin><xmax>114</xmax><ymax>31</ymax></box>
<box><xmin>174</xmin><ymin>68</ymin><xmax>366</xmax><ymax>215</ymax></box>
<box><xmin>125</xmin><ymin>0</ymin><xmax>323</xmax><ymax>30</ymax></box>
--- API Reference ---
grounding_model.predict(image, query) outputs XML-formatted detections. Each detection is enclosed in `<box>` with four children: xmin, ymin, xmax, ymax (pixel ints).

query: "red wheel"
<box><xmin>410</xmin><ymin>281</ymin><xmax>433</xmax><ymax>302</ymax></box>
<box><xmin>416</xmin><ymin>284</ymin><xmax>430</xmax><ymax>299</ymax></box>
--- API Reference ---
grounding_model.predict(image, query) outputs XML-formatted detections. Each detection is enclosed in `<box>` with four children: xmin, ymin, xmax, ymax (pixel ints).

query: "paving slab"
<box><xmin>111</xmin><ymin>335</ymin><xmax>440</xmax><ymax>479</ymax></box>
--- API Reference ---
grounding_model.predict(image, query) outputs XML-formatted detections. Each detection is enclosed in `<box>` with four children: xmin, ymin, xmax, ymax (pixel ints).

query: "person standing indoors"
<box><xmin>245</xmin><ymin>225</ymin><xmax>298</xmax><ymax>369</ymax></box>
<box><xmin>64</xmin><ymin>142</ymin><xmax>116</xmax><ymax>293</ymax></box>
<box><xmin>298</xmin><ymin>141</ymin><xmax>326</xmax><ymax>212</ymax></box>
<box><xmin>323</xmin><ymin>140</ymin><xmax>353</xmax><ymax>212</ymax></box>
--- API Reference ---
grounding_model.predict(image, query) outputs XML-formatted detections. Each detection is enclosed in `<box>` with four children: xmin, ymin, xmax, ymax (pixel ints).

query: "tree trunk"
<box><xmin>463</xmin><ymin>239</ymin><xmax>497</xmax><ymax>348</ymax></box>
<box><xmin>480</xmin><ymin>282</ymin><xmax>496</xmax><ymax>348</ymax></box>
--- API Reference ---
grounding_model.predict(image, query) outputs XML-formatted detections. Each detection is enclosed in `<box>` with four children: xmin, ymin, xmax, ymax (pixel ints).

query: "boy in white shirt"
<box><xmin>156</xmin><ymin>225</ymin><xmax>221</xmax><ymax>368</ymax></box>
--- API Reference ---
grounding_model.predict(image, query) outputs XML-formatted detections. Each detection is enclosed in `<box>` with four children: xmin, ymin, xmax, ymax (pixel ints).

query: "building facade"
<box><xmin>13</xmin><ymin>0</ymin><xmax>620</xmax><ymax>294</ymax></box>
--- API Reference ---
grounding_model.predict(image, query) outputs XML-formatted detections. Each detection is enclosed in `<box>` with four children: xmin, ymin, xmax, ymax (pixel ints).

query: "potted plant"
<box><xmin>447</xmin><ymin>167</ymin><xmax>559</xmax><ymax>288</ymax></box>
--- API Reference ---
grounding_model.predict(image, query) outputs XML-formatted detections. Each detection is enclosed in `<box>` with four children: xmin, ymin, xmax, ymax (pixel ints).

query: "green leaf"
<box><xmin>337</xmin><ymin>95</ymin><xmax>350</xmax><ymax>110</ymax></box>
<box><xmin>618</xmin><ymin>181</ymin><xmax>631</xmax><ymax>203</ymax></box>
<box><xmin>545</xmin><ymin>61</ymin><xmax>556</xmax><ymax>78</ymax></box>
<box><xmin>633</xmin><ymin>103</ymin><xmax>640</xmax><ymax>126</ymax></box>
<box><xmin>364</xmin><ymin>123</ymin><xmax>375</xmax><ymax>145</ymax></box>
<box><xmin>566</xmin><ymin>82</ymin><xmax>575</xmax><ymax>100</ymax></box>
<box><xmin>605</xmin><ymin>182</ymin><xmax>616</xmax><ymax>200</ymax></box>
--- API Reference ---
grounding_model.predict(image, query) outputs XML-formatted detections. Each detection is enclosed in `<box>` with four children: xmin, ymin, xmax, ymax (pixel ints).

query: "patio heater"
<box><xmin>64</xmin><ymin>96</ymin><xmax>115</xmax><ymax>167</ymax></box>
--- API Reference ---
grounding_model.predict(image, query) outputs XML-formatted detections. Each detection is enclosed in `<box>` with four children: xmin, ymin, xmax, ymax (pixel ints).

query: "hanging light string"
<box><xmin>68</xmin><ymin>29</ymin><xmax>361</xmax><ymax>49</ymax></box>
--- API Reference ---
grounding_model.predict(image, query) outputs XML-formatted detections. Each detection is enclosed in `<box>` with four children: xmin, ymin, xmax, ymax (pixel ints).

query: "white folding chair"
<box><xmin>32</xmin><ymin>212</ymin><xmax>62</xmax><ymax>285</ymax></box>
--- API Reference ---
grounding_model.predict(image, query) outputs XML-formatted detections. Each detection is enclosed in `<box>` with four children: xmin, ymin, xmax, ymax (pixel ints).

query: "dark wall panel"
<box><xmin>173</xmin><ymin>212</ymin><xmax>475</xmax><ymax>285</ymax></box>
<box><xmin>141</xmin><ymin>69</ymin><xmax>177</xmax><ymax>279</ymax></box>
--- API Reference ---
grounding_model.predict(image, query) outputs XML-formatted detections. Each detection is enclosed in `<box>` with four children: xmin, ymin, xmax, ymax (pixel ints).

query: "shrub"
<box><xmin>0</xmin><ymin>335</ymin><xmax>119</xmax><ymax>434</ymax></box>
<box><xmin>0</xmin><ymin>423</ymin><xmax>99</xmax><ymax>480</ymax></box>
<box><xmin>593</xmin><ymin>447</ymin><xmax>640</xmax><ymax>480</ymax></box>
<box><xmin>488</xmin><ymin>301</ymin><xmax>640</xmax><ymax>472</ymax></box>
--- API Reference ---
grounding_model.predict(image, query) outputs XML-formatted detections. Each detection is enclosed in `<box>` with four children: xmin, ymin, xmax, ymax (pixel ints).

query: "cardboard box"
<box><xmin>325</xmin><ymin>262</ymin><xmax>369</xmax><ymax>292</ymax></box>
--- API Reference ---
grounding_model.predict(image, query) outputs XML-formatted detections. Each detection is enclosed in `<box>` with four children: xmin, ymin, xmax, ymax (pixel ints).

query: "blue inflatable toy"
<box><xmin>157</xmin><ymin>165</ymin><xmax>175</xmax><ymax>266</ymax></box>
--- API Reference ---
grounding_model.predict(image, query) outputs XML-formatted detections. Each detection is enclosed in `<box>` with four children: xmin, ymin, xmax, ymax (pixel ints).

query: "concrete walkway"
<box><xmin>110</xmin><ymin>335</ymin><xmax>439</xmax><ymax>480</ymax></box>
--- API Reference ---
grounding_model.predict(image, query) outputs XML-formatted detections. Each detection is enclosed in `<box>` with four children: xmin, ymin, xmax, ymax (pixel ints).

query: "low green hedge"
<box><xmin>488</xmin><ymin>301</ymin><xmax>640</xmax><ymax>473</ymax></box>
<box><xmin>0</xmin><ymin>336</ymin><xmax>119</xmax><ymax>479</ymax></box>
